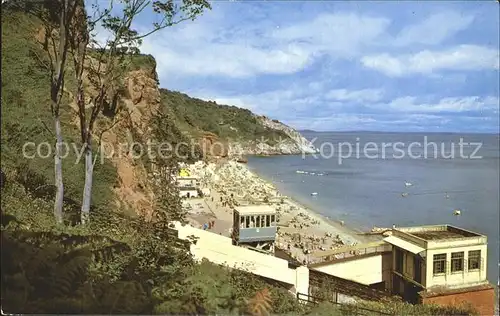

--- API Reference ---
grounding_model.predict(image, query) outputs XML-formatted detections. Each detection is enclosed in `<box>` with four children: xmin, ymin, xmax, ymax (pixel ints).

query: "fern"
<box><xmin>246</xmin><ymin>288</ymin><xmax>272</xmax><ymax>316</ymax></box>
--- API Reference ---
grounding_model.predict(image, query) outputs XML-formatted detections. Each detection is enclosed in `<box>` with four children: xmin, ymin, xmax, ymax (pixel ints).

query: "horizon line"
<box><xmin>298</xmin><ymin>129</ymin><xmax>500</xmax><ymax>135</ymax></box>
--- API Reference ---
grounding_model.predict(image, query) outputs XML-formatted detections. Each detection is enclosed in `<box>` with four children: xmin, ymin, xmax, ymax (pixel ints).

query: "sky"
<box><xmin>94</xmin><ymin>0</ymin><xmax>500</xmax><ymax>133</ymax></box>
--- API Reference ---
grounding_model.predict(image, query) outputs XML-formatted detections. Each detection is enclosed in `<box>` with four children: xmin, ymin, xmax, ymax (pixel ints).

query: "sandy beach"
<box><xmin>181</xmin><ymin>159</ymin><xmax>381</xmax><ymax>264</ymax></box>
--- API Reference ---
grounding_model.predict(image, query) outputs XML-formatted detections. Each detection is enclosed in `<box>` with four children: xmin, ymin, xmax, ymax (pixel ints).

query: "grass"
<box><xmin>0</xmin><ymin>3</ymin><xmax>480</xmax><ymax>316</ymax></box>
<box><xmin>1</xmin><ymin>5</ymin><xmax>117</xmax><ymax>210</ymax></box>
<box><xmin>160</xmin><ymin>89</ymin><xmax>289</xmax><ymax>143</ymax></box>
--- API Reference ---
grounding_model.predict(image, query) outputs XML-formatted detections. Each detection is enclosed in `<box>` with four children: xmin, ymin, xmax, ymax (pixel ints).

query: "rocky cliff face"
<box><xmin>258</xmin><ymin>116</ymin><xmax>317</xmax><ymax>154</ymax></box>
<box><xmin>78</xmin><ymin>56</ymin><xmax>315</xmax><ymax>213</ymax></box>
<box><xmin>66</xmin><ymin>62</ymin><xmax>161</xmax><ymax>218</ymax></box>
<box><xmin>225</xmin><ymin>117</ymin><xmax>317</xmax><ymax>156</ymax></box>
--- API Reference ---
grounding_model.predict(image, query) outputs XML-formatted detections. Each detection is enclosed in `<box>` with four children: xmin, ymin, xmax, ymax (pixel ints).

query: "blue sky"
<box><xmin>98</xmin><ymin>1</ymin><xmax>499</xmax><ymax>133</ymax></box>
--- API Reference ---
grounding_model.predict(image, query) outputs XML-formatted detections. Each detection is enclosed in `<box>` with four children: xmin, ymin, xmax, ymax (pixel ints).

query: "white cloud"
<box><xmin>285</xmin><ymin>115</ymin><xmax>378</xmax><ymax>131</ymax></box>
<box><xmin>361</xmin><ymin>45</ymin><xmax>500</xmax><ymax>76</ymax></box>
<box><xmin>324</xmin><ymin>89</ymin><xmax>384</xmax><ymax>102</ymax></box>
<box><xmin>140</xmin><ymin>9</ymin><xmax>391</xmax><ymax>80</ymax></box>
<box><xmin>376</xmin><ymin>95</ymin><xmax>499</xmax><ymax>113</ymax></box>
<box><xmin>270</xmin><ymin>13</ymin><xmax>390</xmax><ymax>58</ymax></box>
<box><xmin>394</xmin><ymin>11</ymin><xmax>474</xmax><ymax>46</ymax></box>
<box><xmin>193</xmin><ymin>84</ymin><xmax>385</xmax><ymax>119</ymax></box>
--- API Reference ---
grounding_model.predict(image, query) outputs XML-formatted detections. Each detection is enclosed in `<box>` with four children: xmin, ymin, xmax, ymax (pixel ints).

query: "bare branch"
<box><xmin>31</xmin><ymin>48</ymin><xmax>51</xmax><ymax>71</ymax></box>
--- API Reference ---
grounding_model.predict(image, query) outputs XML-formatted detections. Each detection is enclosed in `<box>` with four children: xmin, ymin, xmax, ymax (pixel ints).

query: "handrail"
<box><xmin>310</xmin><ymin>243</ymin><xmax>392</xmax><ymax>265</ymax></box>
<box><xmin>312</xmin><ymin>241</ymin><xmax>388</xmax><ymax>258</ymax></box>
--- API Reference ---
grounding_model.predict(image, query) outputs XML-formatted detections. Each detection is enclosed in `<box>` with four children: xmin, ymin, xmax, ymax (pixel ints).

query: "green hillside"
<box><xmin>160</xmin><ymin>89</ymin><xmax>289</xmax><ymax>143</ymax></box>
<box><xmin>1</xmin><ymin>3</ymin><xmax>117</xmax><ymax>210</ymax></box>
<box><xmin>0</xmin><ymin>2</ymin><xmax>478</xmax><ymax>315</ymax></box>
<box><xmin>0</xmin><ymin>3</ymin><xmax>302</xmax><ymax>314</ymax></box>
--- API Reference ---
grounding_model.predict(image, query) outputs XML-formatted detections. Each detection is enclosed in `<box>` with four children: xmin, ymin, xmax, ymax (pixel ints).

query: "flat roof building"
<box><xmin>383</xmin><ymin>224</ymin><xmax>494</xmax><ymax>315</ymax></box>
<box><xmin>234</xmin><ymin>205</ymin><xmax>276</xmax><ymax>216</ymax></box>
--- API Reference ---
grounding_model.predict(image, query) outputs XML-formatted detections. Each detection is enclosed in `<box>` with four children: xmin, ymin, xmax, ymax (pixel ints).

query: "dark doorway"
<box><xmin>395</xmin><ymin>248</ymin><xmax>404</xmax><ymax>273</ymax></box>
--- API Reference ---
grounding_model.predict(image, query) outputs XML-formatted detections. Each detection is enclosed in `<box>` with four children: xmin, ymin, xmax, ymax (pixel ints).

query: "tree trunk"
<box><xmin>54</xmin><ymin>115</ymin><xmax>64</xmax><ymax>224</ymax></box>
<box><xmin>81</xmin><ymin>143</ymin><xmax>93</xmax><ymax>224</ymax></box>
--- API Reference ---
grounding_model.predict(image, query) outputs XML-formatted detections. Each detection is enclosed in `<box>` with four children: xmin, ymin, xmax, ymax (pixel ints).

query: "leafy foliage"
<box><xmin>0</xmin><ymin>3</ymin><xmax>480</xmax><ymax>316</ymax></box>
<box><xmin>246</xmin><ymin>288</ymin><xmax>272</xmax><ymax>316</ymax></box>
<box><xmin>160</xmin><ymin>89</ymin><xmax>289</xmax><ymax>143</ymax></box>
<box><xmin>356</xmin><ymin>298</ymin><xmax>478</xmax><ymax>316</ymax></box>
<box><xmin>1</xmin><ymin>4</ymin><xmax>117</xmax><ymax>213</ymax></box>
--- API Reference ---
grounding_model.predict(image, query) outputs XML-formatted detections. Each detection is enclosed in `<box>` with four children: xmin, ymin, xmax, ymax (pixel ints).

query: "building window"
<box><xmin>451</xmin><ymin>252</ymin><xmax>464</xmax><ymax>273</ymax></box>
<box><xmin>266</xmin><ymin>215</ymin><xmax>270</xmax><ymax>227</ymax></box>
<box><xmin>255</xmin><ymin>216</ymin><xmax>261</xmax><ymax>228</ymax></box>
<box><xmin>468</xmin><ymin>250</ymin><xmax>481</xmax><ymax>270</ymax></box>
<box><xmin>433</xmin><ymin>254</ymin><xmax>446</xmax><ymax>275</ymax></box>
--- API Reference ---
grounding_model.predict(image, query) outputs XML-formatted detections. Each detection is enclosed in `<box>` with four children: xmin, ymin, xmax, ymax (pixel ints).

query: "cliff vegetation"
<box><xmin>0</xmin><ymin>1</ymin><xmax>477</xmax><ymax>315</ymax></box>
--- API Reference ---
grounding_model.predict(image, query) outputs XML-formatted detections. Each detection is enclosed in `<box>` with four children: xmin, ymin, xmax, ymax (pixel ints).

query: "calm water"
<box><xmin>247</xmin><ymin>132</ymin><xmax>499</xmax><ymax>285</ymax></box>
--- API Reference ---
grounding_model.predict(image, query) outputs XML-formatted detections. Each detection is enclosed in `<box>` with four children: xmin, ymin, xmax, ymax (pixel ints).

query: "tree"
<box><xmin>17</xmin><ymin>0</ymin><xmax>81</xmax><ymax>223</ymax></box>
<box><xmin>68</xmin><ymin>0</ymin><xmax>211</xmax><ymax>223</ymax></box>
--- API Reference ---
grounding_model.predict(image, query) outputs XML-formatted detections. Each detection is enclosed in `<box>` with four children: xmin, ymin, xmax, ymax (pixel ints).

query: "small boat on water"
<box><xmin>296</xmin><ymin>170</ymin><xmax>305</xmax><ymax>174</ymax></box>
<box><xmin>405</xmin><ymin>182</ymin><xmax>413</xmax><ymax>187</ymax></box>
<box><xmin>311</xmin><ymin>192</ymin><xmax>318</xmax><ymax>196</ymax></box>
<box><xmin>453</xmin><ymin>209</ymin><xmax>461</xmax><ymax>216</ymax></box>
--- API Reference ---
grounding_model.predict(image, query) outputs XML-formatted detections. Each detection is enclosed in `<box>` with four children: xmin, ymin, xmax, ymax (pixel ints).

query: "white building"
<box><xmin>179</xmin><ymin>187</ymin><xmax>199</xmax><ymax>198</ymax></box>
<box><xmin>176</xmin><ymin>176</ymin><xmax>199</xmax><ymax>188</ymax></box>
<box><xmin>383</xmin><ymin>225</ymin><xmax>494</xmax><ymax>315</ymax></box>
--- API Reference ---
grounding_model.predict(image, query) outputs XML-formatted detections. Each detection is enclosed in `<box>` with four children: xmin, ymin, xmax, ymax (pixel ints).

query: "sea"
<box><xmin>247</xmin><ymin>131</ymin><xmax>500</xmax><ymax>286</ymax></box>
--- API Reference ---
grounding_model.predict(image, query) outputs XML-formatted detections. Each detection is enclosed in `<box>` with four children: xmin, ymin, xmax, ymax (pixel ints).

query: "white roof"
<box><xmin>384</xmin><ymin>235</ymin><xmax>425</xmax><ymax>254</ymax></box>
<box><xmin>234</xmin><ymin>205</ymin><xmax>276</xmax><ymax>215</ymax></box>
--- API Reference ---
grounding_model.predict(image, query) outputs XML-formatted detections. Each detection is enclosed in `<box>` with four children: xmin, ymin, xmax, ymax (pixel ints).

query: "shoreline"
<box><xmin>246</xmin><ymin>165</ymin><xmax>378</xmax><ymax>249</ymax></box>
<box><xmin>183</xmin><ymin>159</ymin><xmax>379</xmax><ymax>264</ymax></box>
<box><xmin>246</xmin><ymin>164</ymin><xmax>368</xmax><ymax>236</ymax></box>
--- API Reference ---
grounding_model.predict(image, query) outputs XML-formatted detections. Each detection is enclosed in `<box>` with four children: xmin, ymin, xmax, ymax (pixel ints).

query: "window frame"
<box><xmin>433</xmin><ymin>253</ymin><xmax>447</xmax><ymax>276</ymax></box>
<box><xmin>450</xmin><ymin>251</ymin><xmax>464</xmax><ymax>273</ymax></box>
<box><xmin>468</xmin><ymin>250</ymin><xmax>481</xmax><ymax>271</ymax></box>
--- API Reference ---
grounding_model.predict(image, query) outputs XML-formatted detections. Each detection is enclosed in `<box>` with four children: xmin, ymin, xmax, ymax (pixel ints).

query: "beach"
<box><xmin>180</xmin><ymin>159</ymin><xmax>380</xmax><ymax>264</ymax></box>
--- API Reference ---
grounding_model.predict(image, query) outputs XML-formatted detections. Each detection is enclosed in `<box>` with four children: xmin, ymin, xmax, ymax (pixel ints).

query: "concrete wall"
<box><xmin>425</xmin><ymin>244</ymin><xmax>488</xmax><ymax>289</ymax></box>
<box><xmin>427</xmin><ymin>236</ymin><xmax>487</xmax><ymax>250</ymax></box>
<box><xmin>421</xmin><ymin>287</ymin><xmax>495</xmax><ymax>316</ymax></box>
<box><xmin>313</xmin><ymin>253</ymin><xmax>391</xmax><ymax>286</ymax></box>
<box><xmin>173</xmin><ymin>222</ymin><xmax>309</xmax><ymax>295</ymax></box>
